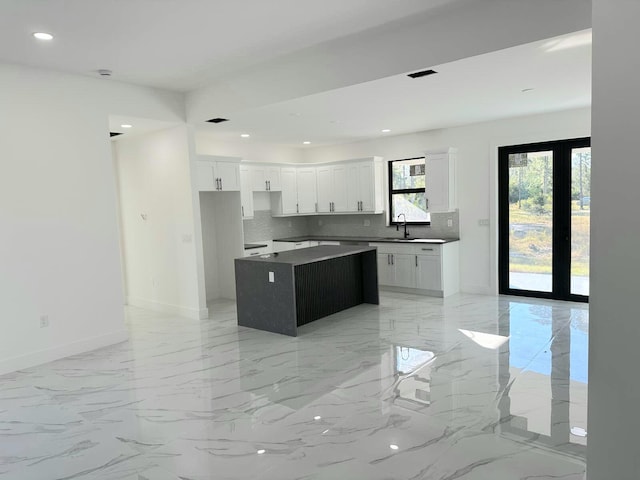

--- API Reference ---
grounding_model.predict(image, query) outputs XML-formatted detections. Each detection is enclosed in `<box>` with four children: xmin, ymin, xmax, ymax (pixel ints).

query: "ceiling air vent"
<box><xmin>110</xmin><ymin>132</ymin><xmax>123</xmax><ymax>137</ymax></box>
<box><xmin>206</xmin><ymin>117</ymin><xmax>229</xmax><ymax>123</ymax></box>
<box><xmin>407</xmin><ymin>69</ymin><xmax>438</xmax><ymax>79</ymax></box>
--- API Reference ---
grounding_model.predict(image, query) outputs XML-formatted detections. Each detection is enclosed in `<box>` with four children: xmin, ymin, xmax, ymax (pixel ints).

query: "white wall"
<box><xmin>588</xmin><ymin>2</ymin><xmax>640</xmax><ymax>478</ymax></box>
<box><xmin>0</xmin><ymin>62</ymin><xmax>185</xmax><ymax>375</ymax></box>
<box><xmin>195</xmin><ymin>132</ymin><xmax>302</xmax><ymax>164</ymax></box>
<box><xmin>114</xmin><ymin>125</ymin><xmax>205</xmax><ymax>320</ymax></box>
<box><xmin>302</xmin><ymin>107</ymin><xmax>591</xmax><ymax>295</ymax></box>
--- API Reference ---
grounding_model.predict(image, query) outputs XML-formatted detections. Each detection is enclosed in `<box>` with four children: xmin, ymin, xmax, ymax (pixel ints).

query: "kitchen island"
<box><xmin>234</xmin><ymin>245</ymin><xmax>378</xmax><ymax>336</ymax></box>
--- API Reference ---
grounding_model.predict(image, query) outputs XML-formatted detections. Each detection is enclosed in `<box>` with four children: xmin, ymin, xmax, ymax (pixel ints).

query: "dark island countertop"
<box><xmin>272</xmin><ymin>235</ymin><xmax>459</xmax><ymax>244</ymax></box>
<box><xmin>237</xmin><ymin>245</ymin><xmax>376</xmax><ymax>266</ymax></box>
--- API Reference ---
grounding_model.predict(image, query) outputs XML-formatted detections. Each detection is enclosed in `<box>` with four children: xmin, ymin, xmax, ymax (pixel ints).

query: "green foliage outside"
<box><xmin>508</xmin><ymin>150</ymin><xmax>591</xmax><ymax>277</ymax></box>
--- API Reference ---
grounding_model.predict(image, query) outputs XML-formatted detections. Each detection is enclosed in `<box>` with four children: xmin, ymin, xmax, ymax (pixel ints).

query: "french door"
<box><xmin>498</xmin><ymin>138</ymin><xmax>590</xmax><ymax>302</ymax></box>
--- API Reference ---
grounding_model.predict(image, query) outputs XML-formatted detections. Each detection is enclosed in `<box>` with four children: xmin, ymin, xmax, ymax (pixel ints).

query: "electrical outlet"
<box><xmin>318</xmin><ymin>219</ymin><xmax>323</xmax><ymax>226</ymax></box>
<box><xmin>478</xmin><ymin>219</ymin><xmax>490</xmax><ymax>226</ymax></box>
<box><xmin>40</xmin><ymin>315</ymin><xmax>49</xmax><ymax>328</ymax></box>
<box><xmin>447</xmin><ymin>219</ymin><xmax>453</xmax><ymax>227</ymax></box>
<box><xmin>181</xmin><ymin>234</ymin><xmax>193</xmax><ymax>243</ymax></box>
<box><xmin>288</xmin><ymin>221</ymin><xmax>292</xmax><ymax>227</ymax></box>
<box><xmin>268</xmin><ymin>271</ymin><xmax>275</xmax><ymax>283</ymax></box>
<box><xmin>364</xmin><ymin>219</ymin><xmax>371</xmax><ymax>227</ymax></box>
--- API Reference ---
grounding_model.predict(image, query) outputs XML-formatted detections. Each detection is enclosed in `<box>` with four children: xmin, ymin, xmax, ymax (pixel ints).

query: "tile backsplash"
<box><xmin>243</xmin><ymin>210</ymin><xmax>459</xmax><ymax>242</ymax></box>
<box><xmin>243</xmin><ymin>211</ymin><xmax>309</xmax><ymax>243</ymax></box>
<box><xmin>308</xmin><ymin>211</ymin><xmax>459</xmax><ymax>238</ymax></box>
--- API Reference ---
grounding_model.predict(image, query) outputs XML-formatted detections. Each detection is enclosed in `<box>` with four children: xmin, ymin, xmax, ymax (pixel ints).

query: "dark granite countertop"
<box><xmin>236</xmin><ymin>245</ymin><xmax>376</xmax><ymax>266</ymax></box>
<box><xmin>272</xmin><ymin>235</ymin><xmax>459</xmax><ymax>244</ymax></box>
<box><xmin>244</xmin><ymin>243</ymin><xmax>268</xmax><ymax>250</ymax></box>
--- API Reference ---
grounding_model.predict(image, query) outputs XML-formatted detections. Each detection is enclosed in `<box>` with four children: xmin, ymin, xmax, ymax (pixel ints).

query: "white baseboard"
<box><xmin>127</xmin><ymin>296</ymin><xmax>208</xmax><ymax>320</ymax></box>
<box><xmin>0</xmin><ymin>330</ymin><xmax>129</xmax><ymax>377</ymax></box>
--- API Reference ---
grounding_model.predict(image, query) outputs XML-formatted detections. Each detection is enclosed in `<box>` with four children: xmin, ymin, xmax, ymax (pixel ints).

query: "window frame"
<box><xmin>388</xmin><ymin>156</ymin><xmax>431</xmax><ymax>226</ymax></box>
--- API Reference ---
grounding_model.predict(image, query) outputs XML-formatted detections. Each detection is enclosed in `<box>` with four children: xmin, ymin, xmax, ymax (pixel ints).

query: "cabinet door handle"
<box><xmin>220</xmin><ymin>178</ymin><xmax>223</xmax><ymax>190</ymax></box>
<box><xmin>426</xmin><ymin>198</ymin><xmax>429</xmax><ymax>210</ymax></box>
<box><xmin>391</xmin><ymin>254</ymin><xmax>394</xmax><ymax>265</ymax></box>
<box><xmin>217</xmin><ymin>178</ymin><xmax>221</xmax><ymax>190</ymax></box>
<box><xmin>387</xmin><ymin>254</ymin><xmax>391</xmax><ymax>265</ymax></box>
<box><xmin>250</xmin><ymin>251</ymin><xmax>260</xmax><ymax>256</ymax></box>
<box><xmin>422</xmin><ymin>248</ymin><xmax>434</xmax><ymax>251</ymax></box>
<box><xmin>315</xmin><ymin>202</ymin><xmax>318</xmax><ymax>212</ymax></box>
<box><xmin>265</xmin><ymin>180</ymin><xmax>268</xmax><ymax>190</ymax></box>
<box><xmin>415</xmin><ymin>255</ymin><xmax>418</xmax><ymax>267</ymax></box>
<box><xmin>296</xmin><ymin>203</ymin><xmax>299</xmax><ymax>213</ymax></box>
<box><xmin>242</xmin><ymin>206</ymin><xmax>244</xmax><ymax>217</ymax></box>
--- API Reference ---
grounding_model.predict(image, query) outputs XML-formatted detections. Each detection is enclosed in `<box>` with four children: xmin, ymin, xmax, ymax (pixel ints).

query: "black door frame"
<box><xmin>498</xmin><ymin>137</ymin><xmax>590</xmax><ymax>303</ymax></box>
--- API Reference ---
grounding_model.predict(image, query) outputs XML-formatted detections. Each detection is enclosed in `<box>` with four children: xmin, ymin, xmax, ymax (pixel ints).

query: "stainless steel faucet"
<box><xmin>396</xmin><ymin>213</ymin><xmax>410</xmax><ymax>238</ymax></box>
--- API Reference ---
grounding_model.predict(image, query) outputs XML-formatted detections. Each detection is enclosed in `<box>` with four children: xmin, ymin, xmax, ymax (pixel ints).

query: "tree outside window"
<box><xmin>389</xmin><ymin>157</ymin><xmax>431</xmax><ymax>224</ymax></box>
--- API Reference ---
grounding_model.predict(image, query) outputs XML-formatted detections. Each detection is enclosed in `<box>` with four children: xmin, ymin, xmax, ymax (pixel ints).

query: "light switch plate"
<box><xmin>447</xmin><ymin>219</ymin><xmax>453</xmax><ymax>227</ymax></box>
<box><xmin>268</xmin><ymin>272</ymin><xmax>275</xmax><ymax>283</ymax></box>
<box><xmin>478</xmin><ymin>219</ymin><xmax>490</xmax><ymax>226</ymax></box>
<box><xmin>364</xmin><ymin>219</ymin><xmax>371</xmax><ymax>226</ymax></box>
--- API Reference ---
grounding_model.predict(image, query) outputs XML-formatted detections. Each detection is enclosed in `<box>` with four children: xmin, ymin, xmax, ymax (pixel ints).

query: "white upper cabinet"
<box><xmin>331</xmin><ymin>164</ymin><xmax>349</xmax><ymax>212</ymax></box>
<box><xmin>196</xmin><ymin>155</ymin><xmax>241</xmax><ymax>192</ymax></box>
<box><xmin>278</xmin><ymin>167</ymin><xmax>298</xmax><ymax>215</ymax></box>
<box><xmin>265</xmin><ymin>157</ymin><xmax>383</xmax><ymax>216</ymax></box>
<box><xmin>425</xmin><ymin>148</ymin><xmax>457</xmax><ymax>213</ymax></box>
<box><xmin>347</xmin><ymin>158</ymin><xmax>384</xmax><ymax>213</ymax></box>
<box><xmin>296</xmin><ymin>167</ymin><xmax>318</xmax><ymax>214</ymax></box>
<box><xmin>251</xmin><ymin>164</ymin><xmax>282</xmax><ymax>192</ymax></box>
<box><xmin>317</xmin><ymin>164</ymin><xmax>349</xmax><ymax>213</ymax></box>
<box><xmin>316</xmin><ymin>166</ymin><xmax>332</xmax><ymax>213</ymax></box>
<box><xmin>266</xmin><ymin>166</ymin><xmax>282</xmax><ymax>191</ymax></box>
<box><xmin>197</xmin><ymin>161</ymin><xmax>216</xmax><ymax>191</ymax></box>
<box><xmin>239</xmin><ymin>165</ymin><xmax>254</xmax><ymax>219</ymax></box>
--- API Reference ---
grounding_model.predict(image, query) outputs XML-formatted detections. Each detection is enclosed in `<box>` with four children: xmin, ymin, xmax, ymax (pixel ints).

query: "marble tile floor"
<box><xmin>0</xmin><ymin>292</ymin><xmax>588</xmax><ymax>479</ymax></box>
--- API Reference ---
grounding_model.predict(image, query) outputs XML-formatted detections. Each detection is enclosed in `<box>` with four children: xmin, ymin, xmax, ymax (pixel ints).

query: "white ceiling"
<box><xmin>199</xmin><ymin>30</ymin><xmax>592</xmax><ymax>147</ymax></box>
<box><xmin>0</xmin><ymin>0</ymin><xmax>460</xmax><ymax>91</ymax></box>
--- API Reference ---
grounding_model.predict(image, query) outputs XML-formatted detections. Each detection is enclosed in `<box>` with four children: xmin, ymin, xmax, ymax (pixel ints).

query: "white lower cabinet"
<box><xmin>371</xmin><ymin>242</ymin><xmax>459</xmax><ymax>297</ymax></box>
<box><xmin>416</xmin><ymin>255</ymin><xmax>442</xmax><ymax>291</ymax></box>
<box><xmin>377</xmin><ymin>253</ymin><xmax>395</xmax><ymax>286</ymax></box>
<box><xmin>393</xmin><ymin>254</ymin><xmax>417</xmax><ymax>289</ymax></box>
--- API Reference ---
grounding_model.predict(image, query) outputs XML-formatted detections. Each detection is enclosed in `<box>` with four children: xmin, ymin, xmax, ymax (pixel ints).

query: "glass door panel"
<box><xmin>571</xmin><ymin>147</ymin><xmax>591</xmax><ymax>296</ymax></box>
<box><xmin>508</xmin><ymin>151</ymin><xmax>554</xmax><ymax>293</ymax></box>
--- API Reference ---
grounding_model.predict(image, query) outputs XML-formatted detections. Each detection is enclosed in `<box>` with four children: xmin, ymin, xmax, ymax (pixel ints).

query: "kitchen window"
<box><xmin>389</xmin><ymin>157</ymin><xmax>430</xmax><ymax>225</ymax></box>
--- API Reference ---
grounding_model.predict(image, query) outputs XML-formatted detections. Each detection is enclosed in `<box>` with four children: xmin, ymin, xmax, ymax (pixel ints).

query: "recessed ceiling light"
<box><xmin>303</xmin><ymin>141</ymin><xmax>311</xmax><ymax>145</ymax></box>
<box><xmin>521</xmin><ymin>88</ymin><xmax>535</xmax><ymax>93</ymax></box>
<box><xmin>389</xmin><ymin>444</ymin><xmax>399</xmax><ymax>450</ymax></box>
<box><xmin>121</xmin><ymin>124</ymin><xmax>132</xmax><ymax>129</ymax></box>
<box><xmin>241</xmin><ymin>134</ymin><xmax>250</xmax><ymax>138</ymax></box>
<box><xmin>257</xmin><ymin>449</ymin><xmax>266</xmax><ymax>454</ymax></box>
<box><xmin>313</xmin><ymin>415</ymin><xmax>322</xmax><ymax>420</ymax></box>
<box><xmin>381</xmin><ymin>129</ymin><xmax>391</xmax><ymax>133</ymax></box>
<box><xmin>33</xmin><ymin>32</ymin><xmax>53</xmax><ymax>41</ymax></box>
